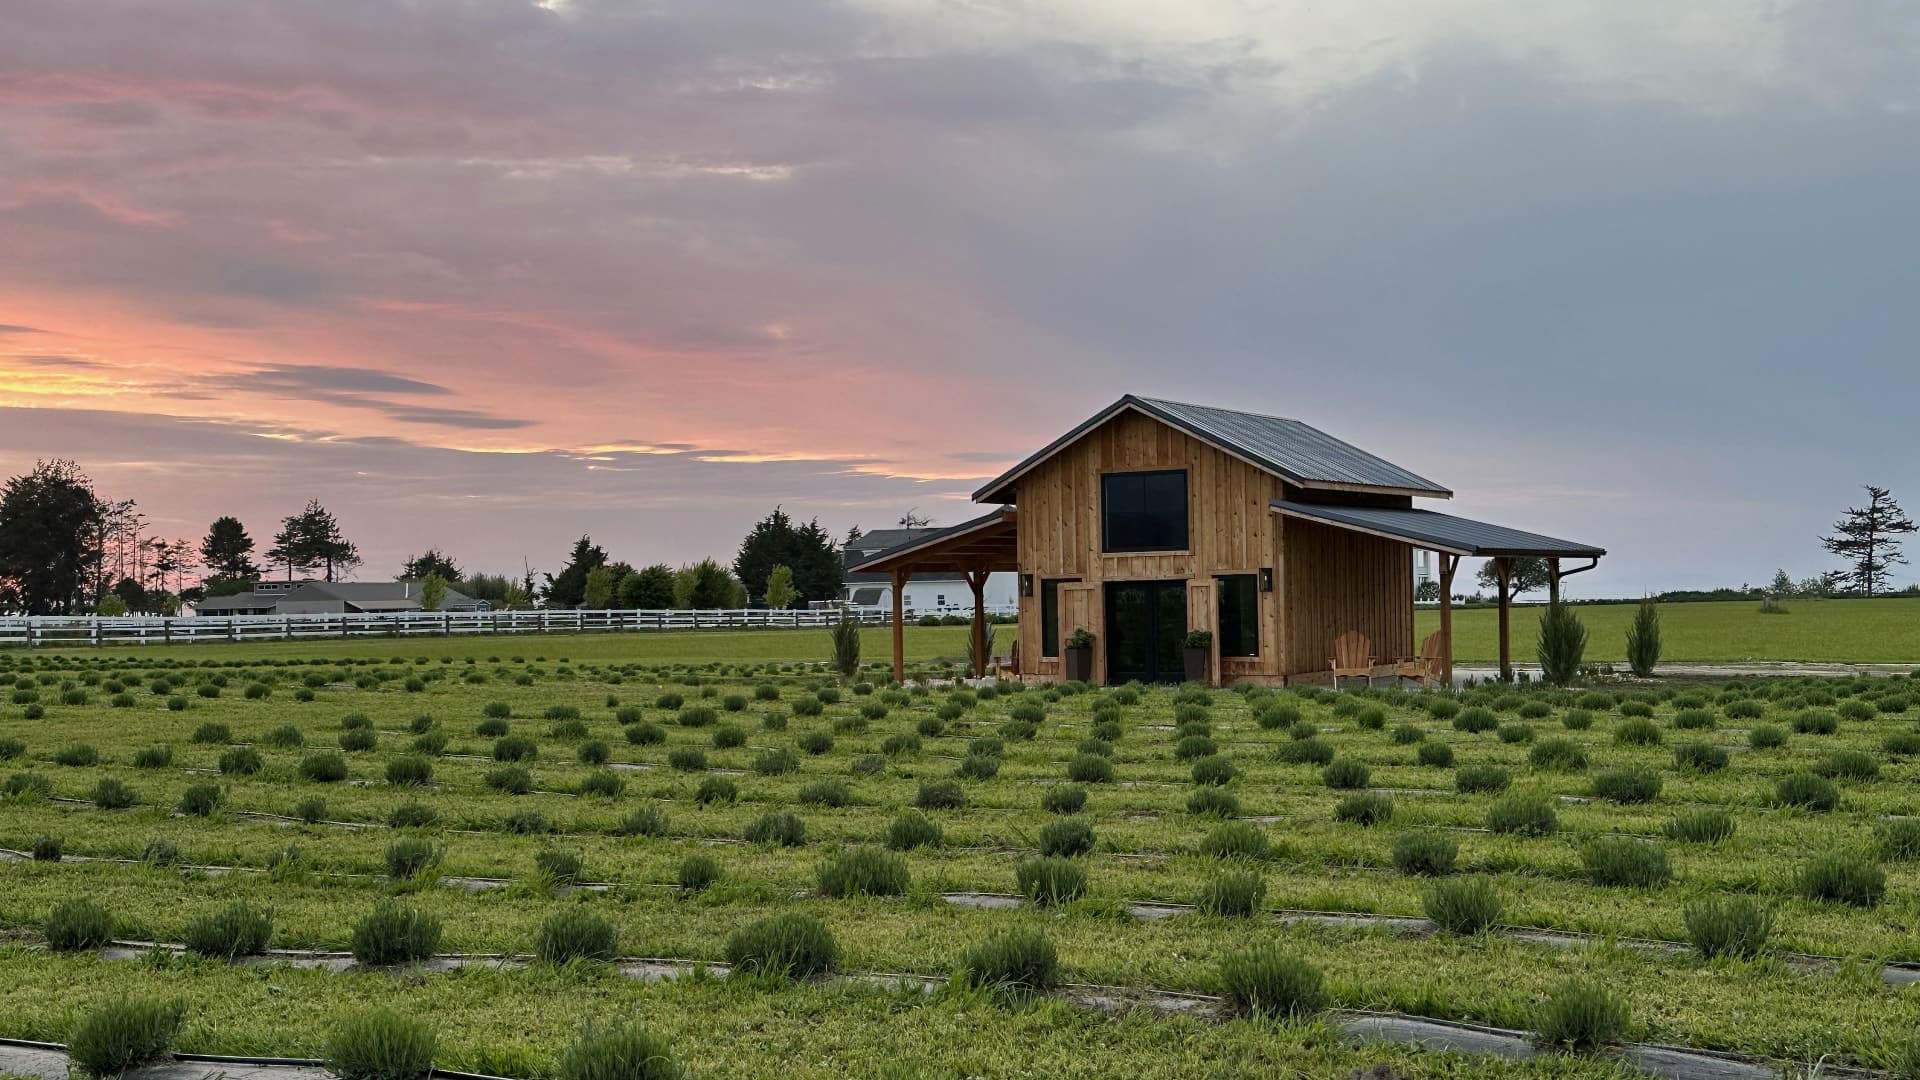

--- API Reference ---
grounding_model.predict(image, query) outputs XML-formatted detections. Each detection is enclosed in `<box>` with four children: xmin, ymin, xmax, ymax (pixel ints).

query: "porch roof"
<box><xmin>842</xmin><ymin>507</ymin><xmax>1019</xmax><ymax>577</ymax></box>
<box><xmin>1270</xmin><ymin>501</ymin><xmax>1605</xmax><ymax>559</ymax></box>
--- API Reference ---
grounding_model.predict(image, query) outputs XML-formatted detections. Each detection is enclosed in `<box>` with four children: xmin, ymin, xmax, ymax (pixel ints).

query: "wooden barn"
<box><xmin>846</xmin><ymin>396</ymin><xmax>1605</xmax><ymax>686</ymax></box>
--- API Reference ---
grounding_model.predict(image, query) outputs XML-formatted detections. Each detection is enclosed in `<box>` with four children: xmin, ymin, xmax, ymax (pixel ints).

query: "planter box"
<box><xmin>1183</xmin><ymin>646</ymin><xmax>1211</xmax><ymax>685</ymax></box>
<box><xmin>1064</xmin><ymin>646</ymin><xmax>1094</xmax><ymax>683</ymax></box>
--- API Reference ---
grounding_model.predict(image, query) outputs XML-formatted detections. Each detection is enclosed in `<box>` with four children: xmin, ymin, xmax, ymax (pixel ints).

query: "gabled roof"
<box><xmin>1271</xmin><ymin>501</ymin><xmax>1605</xmax><ymax>558</ymax></box>
<box><xmin>842</xmin><ymin>507</ymin><xmax>1018</xmax><ymax>576</ymax></box>
<box><xmin>973</xmin><ymin>395</ymin><xmax>1451</xmax><ymax>503</ymax></box>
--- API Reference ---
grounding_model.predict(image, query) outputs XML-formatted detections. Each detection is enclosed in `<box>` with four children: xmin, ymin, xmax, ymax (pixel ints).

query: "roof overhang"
<box><xmin>843</xmin><ymin>507</ymin><xmax>1018</xmax><ymax>577</ymax></box>
<box><xmin>1271</xmin><ymin>501</ymin><xmax>1605</xmax><ymax>559</ymax></box>
<box><xmin>974</xmin><ymin>395</ymin><xmax>1452</xmax><ymax>505</ymax></box>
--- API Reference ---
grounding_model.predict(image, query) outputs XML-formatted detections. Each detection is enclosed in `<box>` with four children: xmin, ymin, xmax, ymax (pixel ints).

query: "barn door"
<box><xmin>1057</xmin><ymin>582</ymin><xmax>1098</xmax><ymax>683</ymax></box>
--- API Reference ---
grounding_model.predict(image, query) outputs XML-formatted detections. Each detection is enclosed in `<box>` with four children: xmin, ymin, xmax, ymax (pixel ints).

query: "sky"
<box><xmin>4</xmin><ymin>0</ymin><xmax>1919</xmax><ymax>597</ymax></box>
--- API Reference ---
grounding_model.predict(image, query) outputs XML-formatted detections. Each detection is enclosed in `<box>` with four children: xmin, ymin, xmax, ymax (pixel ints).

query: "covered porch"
<box><xmin>840</xmin><ymin>508</ymin><xmax>1019</xmax><ymax>684</ymax></box>
<box><xmin>1271</xmin><ymin>501</ymin><xmax>1607</xmax><ymax>685</ymax></box>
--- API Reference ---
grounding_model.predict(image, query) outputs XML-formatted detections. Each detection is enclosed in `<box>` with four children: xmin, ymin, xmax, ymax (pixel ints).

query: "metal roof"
<box><xmin>842</xmin><ymin>507</ymin><xmax>1017</xmax><ymax>574</ymax></box>
<box><xmin>974</xmin><ymin>395</ymin><xmax>1451</xmax><ymax>503</ymax></box>
<box><xmin>1271</xmin><ymin>501</ymin><xmax>1605</xmax><ymax>559</ymax></box>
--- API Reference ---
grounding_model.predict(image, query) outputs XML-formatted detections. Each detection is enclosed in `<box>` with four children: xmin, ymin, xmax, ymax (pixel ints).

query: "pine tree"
<box><xmin>199</xmin><ymin>517</ymin><xmax>258</xmax><ymax>582</ymax></box>
<box><xmin>1821</xmin><ymin>485</ymin><xmax>1917</xmax><ymax>597</ymax></box>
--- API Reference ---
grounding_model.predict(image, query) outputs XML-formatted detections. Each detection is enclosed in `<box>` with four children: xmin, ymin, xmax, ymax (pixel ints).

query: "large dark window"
<box><xmin>1216</xmin><ymin>574</ymin><xmax>1259</xmax><ymax>658</ymax></box>
<box><xmin>1101</xmin><ymin>470</ymin><xmax>1189</xmax><ymax>553</ymax></box>
<box><xmin>1040</xmin><ymin>579</ymin><xmax>1067</xmax><ymax>657</ymax></box>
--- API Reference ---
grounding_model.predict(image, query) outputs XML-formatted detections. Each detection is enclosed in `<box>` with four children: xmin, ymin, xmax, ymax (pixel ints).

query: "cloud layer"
<box><xmin>3</xmin><ymin>1</ymin><xmax>1918</xmax><ymax>589</ymax></box>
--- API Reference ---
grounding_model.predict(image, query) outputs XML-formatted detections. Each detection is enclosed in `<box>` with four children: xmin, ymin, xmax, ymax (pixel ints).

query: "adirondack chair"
<box><xmin>1395</xmin><ymin>631</ymin><xmax>1447</xmax><ymax>687</ymax></box>
<box><xmin>993</xmin><ymin>640</ymin><xmax>1022</xmax><ymax>681</ymax></box>
<box><xmin>1329</xmin><ymin>631</ymin><xmax>1374</xmax><ymax>688</ymax></box>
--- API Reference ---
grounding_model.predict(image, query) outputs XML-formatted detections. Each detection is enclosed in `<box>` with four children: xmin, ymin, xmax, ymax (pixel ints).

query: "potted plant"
<box><xmin>1064</xmin><ymin>628</ymin><xmax>1095</xmax><ymax>683</ymax></box>
<box><xmin>1183</xmin><ymin>629</ymin><xmax>1213</xmax><ymax>684</ymax></box>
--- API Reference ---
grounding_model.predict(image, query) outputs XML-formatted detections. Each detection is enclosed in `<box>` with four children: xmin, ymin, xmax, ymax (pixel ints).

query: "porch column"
<box><xmin>1495</xmin><ymin>556</ymin><xmax>1514</xmax><ymax>683</ymax></box>
<box><xmin>1438</xmin><ymin>553</ymin><xmax>1457</xmax><ymax>686</ymax></box>
<box><xmin>967</xmin><ymin>568</ymin><xmax>989</xmax><ymax>679</ymax></box>
<box><xmin>890</xmin><ymin>569</ymin><xmax>907</xmax><ymax>685</ymax></box>
<box><xmin>1548</xmin><ymin>558</ymin><xmax>1563</xmax><ymax>606</ymax></box>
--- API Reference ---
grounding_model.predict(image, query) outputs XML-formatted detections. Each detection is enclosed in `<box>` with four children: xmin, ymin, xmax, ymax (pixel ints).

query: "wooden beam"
<box><xmin>1495</xmin><ymin>556</ymin><xmax>1513</xmax><ymax>683</ymax></box>
<box><xmin>1549</xmin><ymin>557</ymin><xmax>1562</xmax><ymax>606</ymax></box>
<box><xmin>890</xmin><ymin>569</ymin><xmax>906</xmax><ymax>685</ymax></box>
<box><xmin>1438</xmin><ymin>553</ymin><xmax>1457</xmax><ymax>686</ymax></box>
<box><xmin>967</xmin><ymin>568</ymin><xmax>989</xmax><ymax>679</ymax></box>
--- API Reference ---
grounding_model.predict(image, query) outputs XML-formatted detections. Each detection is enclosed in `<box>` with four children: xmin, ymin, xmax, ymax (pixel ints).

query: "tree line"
<box><xmin>0</xmin><ymin>460</ymin><xmax>872</xmax><ymax>614</ymax></box>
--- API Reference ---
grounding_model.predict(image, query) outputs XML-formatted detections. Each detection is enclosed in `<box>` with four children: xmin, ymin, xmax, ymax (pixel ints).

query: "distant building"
<box><xmin>842</xmin><ymin>529</ymin><xmax>1017</xmax><ymax>614</ymax></box>
<box><xmin>195</xmin><ymin>580</ymin><xmax>483</xmax><ymax>616</ymax></box>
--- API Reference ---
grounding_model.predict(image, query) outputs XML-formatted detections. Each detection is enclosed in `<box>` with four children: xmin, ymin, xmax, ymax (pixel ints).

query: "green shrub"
<box><xmin>1196</xmin><ymin>869</ymin><xmax>1267</xmax><ymax>917</ymax></box>
<box><xmin>1879</xmin><ymin>818</ymin><xmax>1920</xmax><ymax>860</ymax></box>
<box><xmin>1190</xmin><ymin>755</ymin><xmax>1236</xmax><ymax>787</ymax></box>
<box><xmin>385</xmin><ymin>755</ymin><xmax>432</xmax><ymax>787</ymax></box>
<box><xmin>263</xmin><ymin>724</ymin><xmax>305</xmax><ymax>748</ymax></box>
<box><xmin>1534</xmin><ymin>978</ymin><xmax>1628</xmax><ymax>1052</ymax></box>
<box><xmin>816</xmin><ymin>846</ymin><xmax>909</xmax><ymax>897</ymax></box>
<box><xmin>350</xmin><ymin>902</ymin><xmax>442</xmax><ymax>965</ymax></box>
<box><xmin>92</xmin><ymin>777</ymin><xmax>137</xmax><ymax>810</ymax></box>
<box><xmin>1453</xmin><ymin>707</ymin><xmax>1498</xmax><ymax>734</ymax></box>
<box><xmin>746</xmin><ymin>811</ymin><xmax>807</xmax><ymax>847</ymax></box>
<box><xmin>1424</xmin><ymin>877</ymin><xmax>1502</xmax><ymax>934</ymax></box>
<box><xmin>958</xmin><ymin>929</ymin><xmax>1061</xmax><ymax>998</ymax></box>
<box><xmin>1815</xmin><ymin>749</ymin><xmax>1880</xmax><ymax>781</ymax></box>
<box><xmin>1416</xmin><ymin>741</ymin><xmax>1455</xmax><ymax>768</ymax></box>
<box><xmin>182</xmin><ymin>901</ymin><xmax>273</xmax><ymax>958</ymax></box>
<box><xmin>1041</xmin><ymin>785</ymin><xmax>1087</xmax><ymax>815</ymax></box>
<box><xmin>1390</xmin><ymin>723</ymin><xmax>1426</xmax><ymax>745</ymax></box>
<box><xmin>325</xmin><ymin>1008</ymin><xmax>436</xmax><ymax>1080</ymax></box>
<box><xmin>1218</xmin><ymin>948</ymin><xmax>1325</xmax><ymax>1019</ymax></box>
<box><xmin>46</xmin><ymin>898</ymin><xmax>112</xmax><ymax>951</ymax></box>
<box><xmin>1793</xmin><ymin>710</ymin><xmax>1839</xmax><ymax>735</ymax></box>
<box><xmin>1613</xmin><ymin>717</ymin><xmax>1663</xmax><ymax>746</ymax></box>
<box><xmin>1186</xmin><ymin>787</ymin><xmax>1239</xmax><ymax>818</ymax></box>
<box><xmin>385</xmin><ymin>838</ymin><xmax>440</xmax><ymax>880</ymax></box>
<box><xmin>1391</xmin><ymin>832</ymin><xmax>1458</xmax><ymax>876</ymax></box>
<box><xmin>68</xmin><ymin>998</ymin><xmax>185</xmax><ymax>1079</ymax></box>
<box><xmin>1591</xmin><ymin>766</ymin><xmax>1661</xmax><ymax>804</ymax></box>
<box><xmin>1529</xmin><ymin>737</ymin><xmax>1588</xmax><ymax>772</ymax></box>
<box><xmin>1321</xmin><ymin>758</ymin><xmax>1370</xmax><ymax>790</ymax></box>
<box><xmin>1671</xmin><ymin>708</ymin><xmax>1715</xmax><ymax>730</ymax></box>
<box><xmin>1198</xmin><ymin>821</ymin><xmax>1269</xmax><ymax>860</ymax></box>
<box><xmin>493</xmin><ymin>734</ymin><xmax>538</xmax><ymax>762</ymax></box>
<box><xmin>1016</xmin><ymin>856</ymin><xmax>1088</xmax><ymax>905</ymax></box>
<box><xmin>1497</xmin><ymin>722</ymin><xmax>1535</xmax><ymax>745</ymax></box>
<box><xmin>1683</xmin><ymin>897</ymin><xmax>1773</xmax><ymax>959</ymax></box>
<box><xmin>486</xmin><ymin>765</ymin><xmax>533</xmax><ymax>795</ymax></box>
<box><xmin>1561</xmin><ymin>709</ymin><xmax>1594</xmax><ymax>730</ymax></box>
<box><xmin>692</xmin><ymin>776</ymin><xmax>737</xmax><ymax>805</ymax></box>
<box><xmin>1672</xmin><ymin>742</ymin><xmax>1729</xmax><ymax>773</ymax></box>
<box><xmin>1455</xmin><ymin>764</ymin><xmax>1510</xmax><ymax>794</ymax></box>
<box><xmin>1037</xmin><ymin>818</ymin><xmax>1095</xmax><ymax>858</ymax></box>
<box><xmin>677</xmin><ymin>853</ymin><xmax>720</xmax><ymax>892</ymax></box>
<box><xmin>190</xmin><ymin>722</ymin><xmax>232</xmax><ymax>744</ymax></box>
<box><xmin>618</xmin><ymin>806</ymin><xmax>668</xmax><ymax>838</ymax></box>
<box><xmin>1486</xmin><ymin>792</ymin><xmax>1557</xmax><ymax>835</ymax></box>
<box><xmin>131</xmin><ymin>745</ymin><xmax>172</xmax><ymax>768</ymax></box>
<box><xmin>1748</xmin><ymin>724</ymin><xmax>1788</xmax><ymax>749</ymax></box>
<box><xmin>916</xmin><ymin>780</ymin><xmax>967</xmax><ymax>810</ymax></box>
<box><xmin>798</xmin><ymin>779</ymin><xmax>852</xmax><ymax>807</ymax></box>
<box><xmin>504</xmin><ymin>808</ymin><xmax>551</xmax><ymax>835</ymax></box>
<box><xmin>1276</xmin><ymin>737</ymin><xmax>1336</xmax><ymax>766</ymax></box>
<box><xmin>724</xmin><ymin>912</ymin><xmax>839</xmax><ymax>977</ymax></box>
<box><xmin>388</xmin><ymin>801</ymin><xmax>438</xmax><ymax>829</ymax></box>
<box><xmin>53</xmin><ymin>742</ymin><xmax>99</xmax><ymax>766</ymax></box>
<box><xmin>300</xmin><ymin>751</ymin><xmax>349</xmax><ymax>783</ymax></box>
<box><xmin>555</xmin><ymin>1022</ymin><xmax>684</xmax><ymax>1080</ymax></box>
<box><xmin>1795</xmin><ymin>852</ymin><xmax>1885</xmax><ymax>906</ymax></box>
<box><xmin>1066</xmin><ymin>753</ymin><xmax>1114</xmax><ymax>784</ymax></box>
<box><xmin>886</xmin><ymin>810</ymin><xmax>942</xmax><ymax>850</ymax></box>
<box><xmin>1581</xmin><ymin>838</ymin><xmax>1671</xmax><ymax>888</ymax></box>
<box><xmin>1775</xmin><ymin>771</ymin><xmax>1839</xmax><ymax>811</ymax></box>
<box><xmin>293</xmin><ymin>796</ymin><xmax>328</xmax><ymax>824</ymax></box>
<box><xmin>670</xmin><ymin>748</ymin><xmax>710</xmax><ymax>773</ymax></box>
<box><xmin>339</xmin><ymin>728</ymin><xmax>378</xmax><ymax>752</ymax></box>
<box><xmin>178</xmin><ymin>781</ymin><xmax>224</xmax><ymax>817</ymax></box>
<box><xmin>1663</xmin><ymin>809</ymin><xmax>1735</xmax><ymax>844</ymax></box>
<box><xmin>1334</xmin><ymin>791</ymin><xmax>1393</xmax><ymax>826</ymax></box>
<box><xmin>535</xmin><ymin>907</ymin><xmax>618</xmax><ymax>963</ymax></box>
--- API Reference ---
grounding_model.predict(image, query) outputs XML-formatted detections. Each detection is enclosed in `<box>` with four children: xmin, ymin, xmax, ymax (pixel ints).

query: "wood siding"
<box><xmin>1014</xmin><ymin>410</ymin><xmax>1284</xmax><ymax>683</ymax></box>
<box><xmin>1280</xmin><ymin>517</ymin><xmax>1414</xmax><ymax>678</ymax></box>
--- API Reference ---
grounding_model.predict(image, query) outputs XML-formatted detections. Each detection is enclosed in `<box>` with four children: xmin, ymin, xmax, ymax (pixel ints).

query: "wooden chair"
<box><xmin>1395</xmin><ymin>631</ymin><xmax>1447</xmax><ymax>687</ymax></box>
<box><xmin>1329</xmin><ymin>631</ymin><xmax>1374</xmax><ymax>688</ymax></box>
<box><xmin>993</xmin><ymin>640</ymin><xmax>1022</xmax><ymax>681</ymax></box>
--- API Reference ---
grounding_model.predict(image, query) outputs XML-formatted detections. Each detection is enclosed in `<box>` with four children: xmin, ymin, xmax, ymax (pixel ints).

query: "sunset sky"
<box><xmin>6</xmin><ymin>1</ymin><xmax>1919</xmax><ymax>595</ymax></box>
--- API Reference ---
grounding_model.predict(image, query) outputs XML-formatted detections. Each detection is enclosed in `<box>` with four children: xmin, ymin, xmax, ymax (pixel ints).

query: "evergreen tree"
<box><xmin>267</xmin><ymin>501</ymin><xmax>360</xmax><ymax>582</ymax></box>
<box><xmin>1821</xmin><ymin>485</ymin><xmax>1917</xmax><ymax>597</ymax></box>
<box><xmin>543</xmin><ymin>536</ymin><xmax>607</xmax><ymax>608</ymax></box>
<box><xmin>679</xmin><ymin>559</ymin><xmax>745</xmax><ymax>608</ymax></box>
<box><xmin>0</xmin><ymin>459</ymin><xmax>108</xmax><ymax>614</ymax></box>
<box><xmin>734</xmin><ymin>507</ymin><xmax>846</xmax><ymax>604</ymax></box>
<box><xmin>399</xmin><ymin>549</ymin><xmax>462</xmax><ymax>583</ymax></box>
<box><xmin>199</xmin><ymin>517</ymin><xmax>258</xmax><ymax>584</ymax></box>
<box><xmin>617</xmin><ymin>564</ymin><xmax>676</xmax><ymax>609</ymax></box>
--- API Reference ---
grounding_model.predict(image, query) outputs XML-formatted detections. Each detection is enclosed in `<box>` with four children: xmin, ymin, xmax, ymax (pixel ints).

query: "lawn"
<box><xmin>3</xmin><ymin>649</ymin><xmax>1920</xmax><ymax>1076</ymax></box>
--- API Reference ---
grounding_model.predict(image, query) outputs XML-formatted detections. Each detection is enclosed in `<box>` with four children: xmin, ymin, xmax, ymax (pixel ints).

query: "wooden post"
<box><xmin>1438</xmin><ymin>553</ymin><xmax>1457</xmax><ymax>686</ymax></box>
<box><xmin>1496</xmin><ymin>557</ymin><xmax>1514</xmax><ymax>683</ymax></box>
<box><xmin>1548</xmin><ymin>558</ymin><xmax>1562</xmax><ymax>606</ymax></box>
<box><xmin>967</xmin><ymin>569</ymin><xmax>989</xmax><ymax>679</ymax></box>
<box><xmin>890</xmin><ymin>569</ymin><xmax>907</xmax><ymax>686</ymax></box>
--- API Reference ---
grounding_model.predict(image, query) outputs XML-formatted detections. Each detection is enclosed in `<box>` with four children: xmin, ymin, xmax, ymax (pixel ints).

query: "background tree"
<box><xmin>1535</xmin><ymin>602</ymin><xmax>1588</xmax><ymax>685</ymax></box>
<box><xmin>419</xmin><ymin>574</ymin><xmax>448</xmax><ymax>612</ymax></box>
<box><xmin>1768</xmin><ymin>569</ymin><xmax>1797</xmax><ymax>599</ymax></box>
<box><xmin>583</xmin><ymin>565</ymin><xmax>616</xmax><ymax>609</ymax></box>
<box><xmin>0</xmin><ymin>459</ymin><xmax>107</xmax><ymax>614</ymax></box>
<box><xmin>462</xmin><ymin>573</ymin><xmax>513</xmax><ymax>607</ymax></box>
<box><xmin>1415</xmin><ymin>579</ymin><xmax>1440</xmax><ymax>603</ymax></box>
<box><xmin>618</xmin><ymin>564</ymin><xmax>676</xmax><ymax>609</ymax></box>
<box><xmin>96</xmin><ymin>594</ymin><xmax>128</xmax><ymax>617</ymax></box>
<box><xmin>268</xmin><ymin>501</ymin><xmax>360</xmax><ymax>582</ymax></box>
<box><xmin>1625</xmin><ymin>598</ymin><xmax>1661</xmax><ymax>677</ymax></box>
<box><xmin>734</xmin><ymin>508</ymin><xmax>845</xmax><ymax>605</ymax></box>
<box><xmin>199</xmin><ymin>517</ymin><xmax>258</xmax><ymax>588</ymax></box>
<box><xmin>399</xmin><ymin>549</ymin><xmax>462</xmax><ymax>582</ymax></box>
<box><xmin>677</xmin><ymin>559</ymin><xmax>746</xmax><ymax>608</ymax></box>
<box><xmin>543</xmin><ymin>536</ymin><xmax>607</xmax><ymax>608</ymax></box>
<box><xmin>112</xmin><ymin>577</ymin><xmax>148</xmax><ymax>614</ymax></box>
<box><xmin>1475</xmin><ymin>557</ymin><xmax>1551</xmax><ymax>600</ymax></box>
<box><xmin>764</xmin><ymin>564</ymin><xmax>797</xmax><ymax>609</ymax></box>
<box><xmin>144</xmin><ymin>536</ymin><xmax>192</xmax><ymax>598</ymax></box>
<box><xmin>501</xmin><ymin>581</ymin><xmax>533</xmax><ymax>610</ymax></box>
<box><xmin>1822</xmin><ymin>485</ymin><xmax>1917</xmax><ymax>597</ymax></box>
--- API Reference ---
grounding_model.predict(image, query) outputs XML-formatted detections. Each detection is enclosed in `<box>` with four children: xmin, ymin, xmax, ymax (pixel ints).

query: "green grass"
<box><xmin>6</xmin><ymin>650</ymin><xmax>1920</xmax><ymax>1075</ymax></box>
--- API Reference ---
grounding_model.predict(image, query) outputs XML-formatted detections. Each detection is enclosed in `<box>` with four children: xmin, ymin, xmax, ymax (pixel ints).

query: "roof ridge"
<box><xmin>1134</xmin><ymin>394</ymin><xmax>1307</xmax><ymax>427</ymax></box>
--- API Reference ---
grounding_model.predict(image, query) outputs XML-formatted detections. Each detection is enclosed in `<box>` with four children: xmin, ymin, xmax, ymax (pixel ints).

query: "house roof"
<box><xmin>1270</xmin><ymin>501</ymin><xmax>1605</xmax><ymax>559</ymax></box>
<box><xmin>842</xmin><ymin>507</ymin><xmax>1019</xmax><ymax>576</ymax></box>
<box><xmin>844</xmin><ymin>528</ymin><xmax>975</xmax><ymax>583</ymax></box>
<box><xmin>974</xmin><ymin>395</ymin><xmax>1452</xmax><ymax>504</ymax></box>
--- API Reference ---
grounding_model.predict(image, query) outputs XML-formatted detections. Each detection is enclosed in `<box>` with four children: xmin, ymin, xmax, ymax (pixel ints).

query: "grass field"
<box><xmin>5</xmin><ymin>650</ymin><xmax>1920</xmax><ymax>1076</ymax></box>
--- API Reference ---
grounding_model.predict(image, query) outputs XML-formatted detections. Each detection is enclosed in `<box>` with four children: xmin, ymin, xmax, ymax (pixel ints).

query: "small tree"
<box><xmin>618</xmin><ymin>564</ymin><xmax>676</xmax><ymax>609</ymax></box>
<box><xmin>830</xmin><ymin>609</ymin><xmax>862</xmax><ymax>679</ymax></box>
<box><xmin>96</xmin><ymin>594</ymin><xmax>129</xmax><ymax>617</ymax></box>
<box><xmin>1821</xmin><ymin>485</ymin><xmax>1917</xmax><ymax>597</ymax></box>
<box><xmin>501</xmin><ymin>583</ymin><xmax>533</xmax><ymax>610</ymax></box>
<box><xmin>1768</xmin><ymin>569</ymin><xmax>1796</xmax><ymax>599</ymax></box>
<box><xmin>1625</xmin><ymin>598</ymin><xmax>1661</xmax><ymax>677</ymax></box>
<box><xmin>1476</xmin><ymin>557</ymin><xmax>1551</xmax><ymax>600</ymax></box>
<box><xmin>1536</xmin><ymin>603</ymin><xmax>1588</xmax><ymax>685</ymax></box>
<box><xmin>582</xmin><ymin>566</ymin><xmax>615</xmax><ymax>609</ymax></box>
<box><xmin>399</xmin><ymin>549</ymin><xmax>462</xmax><ymax>583</ymax></box>
<box><xmin>764</xmin><ymin>565</ymin><xmax>797</xmax><ymax>609</ymax></box>
<box><xmin>418</xmin><ymin>574</ymin><xmax>448</xmax><ymax>613</ymax></box>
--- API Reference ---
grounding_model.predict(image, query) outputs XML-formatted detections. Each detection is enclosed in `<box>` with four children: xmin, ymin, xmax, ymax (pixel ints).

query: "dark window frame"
<box><xmin>1039</xmin><ymin>578</ymin><xmax>1075</xmax><ymax>657</ymax></box>
<box><xmin>1215</xmin><ymin>573</ymin><xmax>1260</xmax><ymax>658</ymax></box>
<box><xmin>1100</xmin><ymin>469</ymin><xmax>1191</xmax><ymax>554</ymax></box>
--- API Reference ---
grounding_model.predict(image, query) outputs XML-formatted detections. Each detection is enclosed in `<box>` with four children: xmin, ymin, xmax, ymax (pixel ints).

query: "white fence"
<box><xmin>0</xmin><ymin>605</ymin><xmax>1022</xmax><ymax>648</ymax></box>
